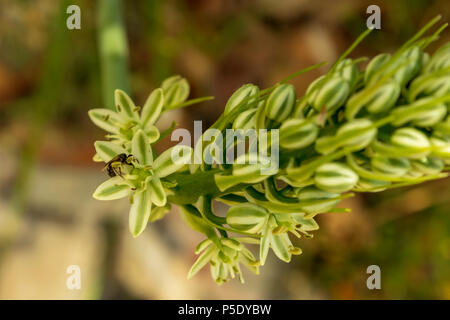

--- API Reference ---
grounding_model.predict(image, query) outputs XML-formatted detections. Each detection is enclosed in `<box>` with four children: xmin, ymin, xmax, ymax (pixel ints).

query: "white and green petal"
<box><xmin>141</xmin><ymin>88</ymin><xmax>164</xmax><ymax>129</ymax></box>
<box><xmin>131</xmin><ymin>129</ymin><xmax>153</xmax><ymax>166</ymax></box>
<box><xmin>148</xmin><ymin>176</ymin><xmax>167</xmax><ymax>207</ymax></box>
<box><xmin>115</xmin><ymin>89</ymin><xmax>139</xmax><ymax>121</ymax></box>
<box><xmin>153</xmin><ymin>145</ymin><xmax>193</xmax><ymax>178</ymax></box>
<box><xmin>93</xmin><ymin>176</ymin><xmax>133</xmax><ymax>200</ymax></box>
<box><xmin>88</xmin><ymin>108</ymin><xmax>123</xmax><ymax>133</ymax></box>
<box><xmin>129</xmin><ymin>181</ymin><xmax>152</xmax><ymax>237</ymax></box>
<box><xmin>94</xmin><ymin>141</ymin><xmax>127</xmax><ymax>162</ymax></box>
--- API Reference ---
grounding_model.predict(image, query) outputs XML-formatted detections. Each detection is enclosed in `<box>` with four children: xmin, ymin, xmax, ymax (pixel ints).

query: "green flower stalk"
<box><xmin>89</xmin><ymin>17</ymin><xmax>450</xmax><ymax>284</ymax></box>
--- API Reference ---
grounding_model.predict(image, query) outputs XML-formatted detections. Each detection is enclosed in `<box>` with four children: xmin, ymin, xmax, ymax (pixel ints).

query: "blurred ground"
<box><xmin>0</xmin><ymin>0</ymin><xmax>449</xmax><ymax>299</ymax></box>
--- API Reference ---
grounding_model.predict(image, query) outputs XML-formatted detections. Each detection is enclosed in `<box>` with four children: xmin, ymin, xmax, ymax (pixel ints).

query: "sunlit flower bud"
<box><xmin>409</xmin><ymin>73</ymin><xmax>450</xmax><ymax>102</ymax></box>
<box><xmin>364</xmin><ymin>53</ymin><xmax>391</xmax><ymax>85</ymax></box>
<box><xmin>345</xmin><ymin>80</ymin><xmax>400</xmax><ymax>119</ymax></box>
<box><xmin>371</xmin><ymin>154</ymin><xmax>411</xmax><ymax>176</ymax></box>
<box><xmin>355</xmin><ymin>177</ymin><xmax>391</xmax><ymax>192</ymax></box>
<box><xmin>392</xmin><ymin>97</ymin><xmax>447</xmax><ymax>127</ymax></box>
<box><xmin>224</xmin><ymin>84</ymin><xmax>259</xmax><ymax>115</ymax></box>
<box><xmin>412</xmin><ymin>157</ymin><xmax>444</xmax><ymax>175</ymax></box>
<box><xmin>392</xmin><ymin>46</ymin><xmax>423</xmax><ymax>86</ymax></box>
<box><xmin>265</xmin><ymin>83</ymin><xmax>296</xmax><ymax>122</ymax></box>
<box><xmin>314</xmin><ymin>162</ymin><xmax>359</xmax><ymax>193</ymax></box>
<box><xmin>308</xmin><ymin>76</ymin><xmax>350</xmax><ymax>112</ymax></box>
<box><xmin>232</xmin><ymin>108</ymin><xmax>257</xmax><ymax>130</ymax></box>
<box><xmin>296</xmin><ymin>186</ymin><xmax>340</xmax><ymax>215</ymax></box>
<box><xmin>279</xmin><ymin>118</ymin><xmax>319</xmax><ymax>149</ymax></box>
<box><xmin>433</xmin><ymin>115</ymin><xmax>450</xmax><ymax>135</ymax></box>
<box><xmin>315</xmin><ymin>119</ymin><xmax>377</xmax><ymax>155</ymax></box>
<box><xmin>226</xmin><ymin>203</ymin><xmax>269</xmax><ymax>234</ymax></box>
<box><xmin>391</xmin><ymin>127</ymin><xmax>431</xmax><ymax>157</ymax></box>
<box><xmin>334</xmin><ymin>58</ymin><xmax>359</xmax><ymax>91</ymax></box>
<box><xmin>161</xmin><ymin>75</ymin><xmax>190</xmax><ymax>109</ymax></box>
<box><xmin>423</xmin><ymin>43</ymin><xmax>450</xmax><ymax>73</ymax></box>
<box><xmin>430</xmin><ymin>136</ymin><xmax>450</xmax><ymax>158</ymax></box>
<box><xmin>336</xmin><ymin>119</ymin><xmax>377</xmax><ymax>150</ymax></box>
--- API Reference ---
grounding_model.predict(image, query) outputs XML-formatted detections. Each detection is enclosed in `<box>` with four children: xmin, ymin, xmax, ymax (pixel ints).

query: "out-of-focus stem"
<box><xmin>98</xmin><ymin>0</ymin><xmax>130</xmax><ymax>109</ymax></box>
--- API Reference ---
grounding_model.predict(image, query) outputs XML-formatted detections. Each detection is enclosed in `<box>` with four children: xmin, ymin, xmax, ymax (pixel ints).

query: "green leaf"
<box><xmin>148</xmin><ymin>176</ymin><xmax>167</xmax><ymax>207</ymax></box>
<box><xmin>153</xmin><ymin>145</ymin><xmax>192</xmax><ymax>178</ymax></box>
<box><xmin>88</xmin><ymin>108</ymin><xmax>123</xmax><ymax>133</ymax></box>
<box><xmin>115</xmin><ymin>89</ymin><xmax>138</xmax><ymax>120</ymax></box>
<box><xmin>94</xmin><ymin>141</ymin><xmax>127</xmax><ymax>162</ymax></box>
<box><xmin>93</xmin><ymin>176</ymin><xmax>132</xmax><ymax>200</ymax></box>
<box><xmin>141</xmin><ymin>88</ymin><xmax>164</xmax><ymax>128</ymax></box>
<box><xmin>129</xmin><ymin>184</ymin><xmax>152</xmax><ymax>237</ymax></box>
<box><xmin>131</xmin><ymin>130</ymin><xmax>153</xmax><ymax>165</ymax></box>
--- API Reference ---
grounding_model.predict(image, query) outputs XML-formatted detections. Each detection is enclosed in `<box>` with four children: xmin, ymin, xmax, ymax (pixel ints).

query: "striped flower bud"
<box><xmin>307</xmin><ymin>76</ymin><xmax>350</xmax><ymax>112</ymax></box>
<box><xmin>314</xmin><ymin>162</ymin><xmax>359</xmax><ymax>193</ymax></box>
<box><xmin>279</xmin><ymin>118</ymin><xmax>319</xmax><ymax>150</ymax></box>
<box><xmin>409</xmin><ymin>73</ymin><xmax>450</xmax><ymax>102</ymax></box>
<box><xmin>370</xmin><ymin>47</ymin><xmax>423</xmax><ymax>86</ymax></box>
<box><xmin>265</xmin><ymin>84</ymin><xmax>295</xmax><ymax>122</ymax></box>
<box><xmin>392</xmin><ymin>97</ymin><xmax>447</xmax><ymax>127</ymax></box>
<box><xmin>423</xmin><ymin>43</ymin><xmax>450</xmax><ymax>73</ymax></box>
<box><xmin>364</xmin><ymin>53</ymin><xmax>391</xmax><ymax>85</ymax></box>
<box><xmin>391</xmin><ymin>127</ymin><xmax>431</xmax><ymax>158</ymax></box>
<box><xmin>215</xmin><ymin>154</ymin><xmax>278</xmax><ymax>191</ymax></box>
<box><xmin>296</xmin><ymin>186</ymin><xmax>340</xmax><ymax>215</ymax></box>
<box><xmin>433</xmin><ymin>115</ymin><xmax>450</xmax><ymax>135</ymax></box>
<box><xmin>315</xmin><ymin>119</ymin><xmax>377</xmax><ymax>155</ymax></box>
<box><xmin>161</xmin><ymin>75</ymin><xmax>190</xmax><ymax>109</ymax></box>
<box><xmin>392</xmin><ymin>46</ymin><xmax>423</xmax><ymax>86</ymax></box>
<box><xmin>336</xmin><ymin>119</ymin><xmax>377</xmax><ymax>150</ymax></box>
<box><xmin>224</xmin><ymin>84</ymin><xmax>259</xmax><ymax>115</ymax></box>
<box><xmin>232</xmin><ymin>108</ymin><xmax>257</xmax><ymax>130</ymax></box>
<box><xmin>371</xmin><ymin>154</ymin><xmax>411</xmax><ymax>176</ymax></box>
<box><xmin>334</xmin><ymin>58</ymin><xmax>359</xmax><ymax>91</ymax></box>
<box><xmin>430</xmin><ymin>136</ymin><xmax>450</xmax><ymax>158</ymax></box>
<box><xmin>226</xmin><ymin>203</ymin><xmax>269</xmax><ymax>234</ymax></box>
<box><xmin>411</xmin><ymin>157</ymin><xmax>444</xmax><ymax>175</ymax></box>
<box><xmin>345</xmin><ymin>80</ymin><xmax>400</xmax><ymax>119</ymax></box>
<box><xmin>355</xmin><ymin>177</ymin><xmax>391</xmax><ymax>192</ymax></box>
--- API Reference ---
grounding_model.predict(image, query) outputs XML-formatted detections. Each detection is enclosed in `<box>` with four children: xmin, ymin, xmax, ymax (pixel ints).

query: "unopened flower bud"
<box><xmin>391</xmin><ymin>127</ymin><xmax>431</xmax><ymax>158</ymax></box>
<box><xmin>334</xmin><ymin>58</ymin><xmax>359</xmax><ymax>91</ymax></box>
<box><xmin>226</xmin><ymin>203</ymin><xmax>269</xmax><ymax>234</ymax></box>
<box><xmin>296</xmin><ymin>186</ymin><xmax>340</xmax><ymax>215</ymax></box>
<box><xmin>265</xmin><ymin>84</ymin><xmax>296</xmax><ymax>122</ymax></box>
<box><xmin>371</xmin><ymin>154</ymin><xmax>411</xmax><ymax>176</ymax></box>
<box><xmin>161</xmin><ymin>75</ymin><xmax>190</xmax><ymax>109</ymax></box>
<box><xmin>364</xmin><ymin>53</ymin><xmax>391</xmax><ymax>85</ymax></box>
<box><xmin>279</xmin><ymin>118</ymin><xmax>319</xmax><ymax>150</ymax></box>
<box><xmin>423</xmin><ymin>43</ymin><xmax>450</xmax><ymax>73</ymax></box>
<box><xmin>224</xmin><ymin>84</ymin><xmax>259</xmax><ymax>115</ymax></box>
<box><xmin>314</xmin><ymin>162</ymin><xmax>359</xmax><ymax>193</ymax></box>
<box><xmin>412</xmin><ymin>157</ymin><xmax>444</xmax><ymax>175</ymax></box>
<box><xmin>307</xmin><ymin>76</ymin><xmax>350</xmax><ymax>112</ymax></box>
<box><xmin>393</xmin><ymin>97</ymin><xmax>447</xmax><ymax>127</ymax></box>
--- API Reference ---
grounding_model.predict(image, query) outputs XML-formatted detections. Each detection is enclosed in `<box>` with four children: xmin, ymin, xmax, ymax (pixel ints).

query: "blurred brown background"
<box><xmin>0</xmin><ymin>0</ymin><xmax>449</xmax><ymax>299</ymax></box>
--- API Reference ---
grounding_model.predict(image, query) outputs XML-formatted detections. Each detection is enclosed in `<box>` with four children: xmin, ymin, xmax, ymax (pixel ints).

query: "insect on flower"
<box><xmin>103</xmin><ymin>153</ymin><xmax>137</xmax><ymax>177</ymax></box>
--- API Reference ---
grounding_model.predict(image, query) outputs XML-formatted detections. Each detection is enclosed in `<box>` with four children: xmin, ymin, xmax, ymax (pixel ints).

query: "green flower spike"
<box><xmin>89</xmin><ymin>19</ymin><xmax>450</xmax><ymax>285</ymax></box>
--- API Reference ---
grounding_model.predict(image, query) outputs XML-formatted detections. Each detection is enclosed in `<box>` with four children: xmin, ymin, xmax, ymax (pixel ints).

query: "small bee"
<box><xmin>103</xmin><ymin>153</ymin><xmax>136</xmax><ymax>177</ymax></box>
